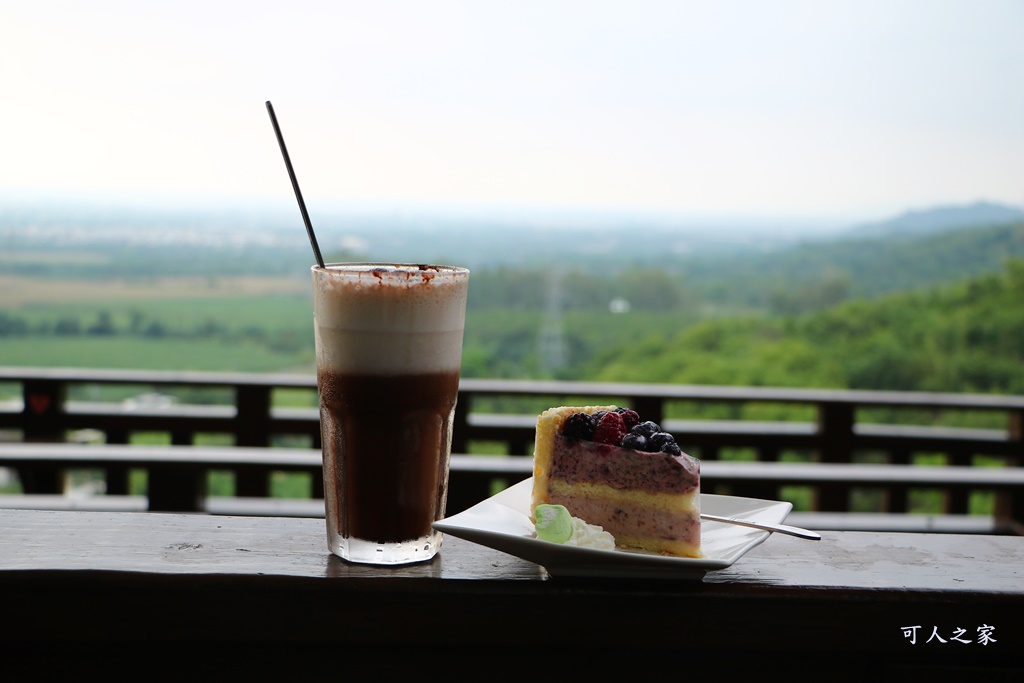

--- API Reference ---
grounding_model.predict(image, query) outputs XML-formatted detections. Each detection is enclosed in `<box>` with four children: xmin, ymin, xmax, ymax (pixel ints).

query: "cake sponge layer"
<box><xmin>546</xmin><ymin>480</ymin><xmax>702</xmax><ymax>557</ymax></box>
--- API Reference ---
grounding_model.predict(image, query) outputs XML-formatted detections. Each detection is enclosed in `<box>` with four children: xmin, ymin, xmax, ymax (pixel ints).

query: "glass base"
<box><xmin>328</xmin><ymin>530</ymin><xmax>442</xmax><ymax>565</ymax></box>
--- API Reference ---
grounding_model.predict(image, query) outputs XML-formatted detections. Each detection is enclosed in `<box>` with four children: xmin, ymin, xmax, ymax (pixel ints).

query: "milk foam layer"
<box><xmin>312</xmin><ymin>264</ymin><xmax>469</xmax><ymax>375</ymax></box>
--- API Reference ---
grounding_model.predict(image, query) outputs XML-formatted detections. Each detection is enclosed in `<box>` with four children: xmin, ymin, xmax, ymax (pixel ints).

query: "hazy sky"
<box><xmin>2</xmin><ymin>0</ymin><xmax>1022</xmax><ymax>223</ymax></box>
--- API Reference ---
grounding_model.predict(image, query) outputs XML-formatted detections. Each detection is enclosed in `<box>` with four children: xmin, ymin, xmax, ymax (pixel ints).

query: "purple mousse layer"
<box><xmin>550</xmin><ymin>435</ymin><xmax>699</xmax><ymax>494</ymax></box>
<box><xmin>550</xmin><ymin>494</ymin><xmax>701</xmax><ymax>547</ymax></box>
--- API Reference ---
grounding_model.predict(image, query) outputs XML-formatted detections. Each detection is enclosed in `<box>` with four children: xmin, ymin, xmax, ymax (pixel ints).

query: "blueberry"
<box><xmin>660</xmin><ymin>441</ymin><xmax>682</xmax><ymax>455</ymax></box>
<box><xmin>620</xmin><ymin>433</ymin><xmax>647</xmax><ymax>451</ymax></box>
<box><xmin>631</xmin><ymin>421</ymin><xmax>661</xmax><ymax>439</ymax></box>
<box><xmin>648</xmin><ymin>432</ymin><xmax>676</xmax><ymax>452</ymax></box>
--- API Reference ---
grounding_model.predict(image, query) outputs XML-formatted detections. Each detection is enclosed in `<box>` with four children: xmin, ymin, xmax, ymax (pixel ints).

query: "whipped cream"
<box><xmin>534</xmin><ymin>503</ymin><xmax>616</xmax><ymax>550</ymax></box>
<box><xmin>312</xmin><ymin>264</ymin><xmax>469</xmax><ymax>375</ymax></box>
<box><xmin>564</xmin><ymin>516</ymin><xmax>616</xmax><ymax>550</ymax></box>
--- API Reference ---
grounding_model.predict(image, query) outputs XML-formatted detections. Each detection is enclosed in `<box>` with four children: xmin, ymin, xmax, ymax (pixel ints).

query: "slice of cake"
<box><xmin>532</xmin><ymin>405</ymin><xmax>701</xmax><ymax>557</ymax></box>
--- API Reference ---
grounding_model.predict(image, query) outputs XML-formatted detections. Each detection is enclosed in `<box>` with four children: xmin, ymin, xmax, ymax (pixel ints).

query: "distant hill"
<box><xmin>5</xmin><ymin>199</ymin><xmax>1024</xmax><ymax>303</ymax></box>
<box><xmin>847</xmin><ymin>201</ymin><xmax>1024</xmax><ymax>239</ymax></box>
<box><xmin>681</xmin><ymin>203</ymin><xmax>1024</xmax><ymax>315</ymax></box>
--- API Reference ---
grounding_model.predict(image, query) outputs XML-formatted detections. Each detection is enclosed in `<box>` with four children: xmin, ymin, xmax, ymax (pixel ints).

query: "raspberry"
<box><xmin>592</xmin><ymin>411</ymin><xmax>627</xmax><ymax>445</ymax></box>
<box><xmin>615</xmin><ymin>408</ymin><xmax>640</xmax><ymax>431</ymax></box>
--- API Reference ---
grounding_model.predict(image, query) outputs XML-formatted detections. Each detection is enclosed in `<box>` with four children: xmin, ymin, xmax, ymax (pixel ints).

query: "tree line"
<box><xmin>585</xmin><ymin>259</ymin><xmax>1024</xmax><ymax>398</ymax></box>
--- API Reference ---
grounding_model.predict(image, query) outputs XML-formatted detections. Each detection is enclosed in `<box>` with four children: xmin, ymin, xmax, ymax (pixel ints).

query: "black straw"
<box><xmin>266</xmin><ymin>100</ymin><xmax>325</xmax><ymax>269</ymax></box>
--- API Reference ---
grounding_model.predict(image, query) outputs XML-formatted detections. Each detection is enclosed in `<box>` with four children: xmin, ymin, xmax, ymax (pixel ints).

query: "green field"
<box><xmin>0</xmin><ymin>336</ymin><xmax>312</xmax><ymax>374</ymax></box>
<box><xmin>14</xmin><ymin>294</ymin><xmax>311</xmax><ymax>336</ymax></box>
<box><xmin>1</xmin><ymin>282</ymin><xmax>316</xmax><ymax>391</ymax></box>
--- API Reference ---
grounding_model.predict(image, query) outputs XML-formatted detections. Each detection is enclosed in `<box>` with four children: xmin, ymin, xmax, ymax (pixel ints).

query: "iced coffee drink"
<box><xmin>312</xmin><ymin>263</ymin><xmax>469</xmax><ymax>564</ymax></box>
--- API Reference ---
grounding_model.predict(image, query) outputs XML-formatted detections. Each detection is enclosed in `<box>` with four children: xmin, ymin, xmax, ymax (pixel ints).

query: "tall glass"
<box><xmin>311</xmin><ymin>263</ymin><xmax>469</xmax><ymax>565</ymax></box>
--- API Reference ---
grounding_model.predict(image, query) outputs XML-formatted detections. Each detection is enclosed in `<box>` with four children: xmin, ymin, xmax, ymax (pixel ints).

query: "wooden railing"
<box><xmin>1</xmin><ymin>367</ymin><xmax>1022</xmax><ymax>532</ymax></box>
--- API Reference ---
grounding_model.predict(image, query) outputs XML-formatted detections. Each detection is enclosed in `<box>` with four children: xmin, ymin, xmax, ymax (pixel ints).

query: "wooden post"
<box><xmin>816</xmin><ymin>402</ymin><xmax>854</xmax><ymax>511</ymax></box>
<box><xmin>1004</xmin><ymin>409</ymin><xmax>1024</xmax><ymax>531</ymax></box>
<box><xmin>630</xmin><ymin>395</ymin><xmax>664</xmax><ymax>427</ymax></box>
<box><xmin>1010</xmin><ymin>409</ymin><xmax>1023</xmax><ymax>467</ymax></box>
<box><xmin>19</xmin><ymin>379</ymin><xmax>66</xmax><ymax>493</ymax></box>
<box><xmin>234</xmin><ymin>385</ymin><xmax>272</xmax><ymax>497</ymax></box>
<box><xmin>147</xmin><ymin>466</ymin><xmax>206</xmax><ymax>512</ymax></box>
<box><xmin>886</xmin><ymin>447</ymin><xmax>911</xmax><ymax>512</ymax></box>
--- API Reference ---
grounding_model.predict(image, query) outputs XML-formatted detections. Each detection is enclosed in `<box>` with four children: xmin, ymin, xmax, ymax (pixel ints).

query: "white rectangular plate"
<box><xmin>434</xmin><ymin>478</ymin><xmax>793</xmax><ymax>579</ymax></box>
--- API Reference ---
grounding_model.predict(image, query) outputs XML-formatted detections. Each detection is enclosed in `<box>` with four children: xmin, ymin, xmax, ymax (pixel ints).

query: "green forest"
<box><xmin>588</xmin><ymin>258</ymin><xmax>1024</xmax><ymax>393</ymax></box>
